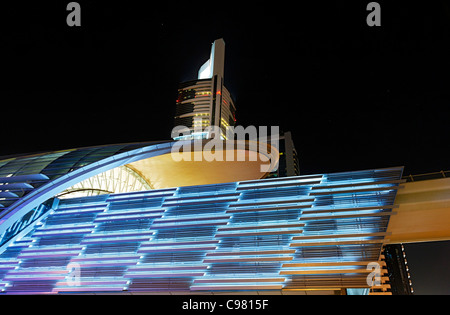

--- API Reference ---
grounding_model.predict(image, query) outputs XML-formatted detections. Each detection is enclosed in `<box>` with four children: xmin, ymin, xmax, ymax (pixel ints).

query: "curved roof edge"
<box><xmin>0</xmin><ymin>142</ymin><xmax>174</xmax><ymax>247</ymax></box>
<box><xmin>0</xmin><ymin>140</ymin><xmax>278</xmax><ymax>249</ymax></box>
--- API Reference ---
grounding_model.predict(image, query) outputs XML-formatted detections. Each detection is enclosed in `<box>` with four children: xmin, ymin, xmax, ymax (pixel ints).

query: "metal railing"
<box><xmin>402</xmin><ymin>170</ymin><xmax>449</xmax><ymax>182</ymax></box>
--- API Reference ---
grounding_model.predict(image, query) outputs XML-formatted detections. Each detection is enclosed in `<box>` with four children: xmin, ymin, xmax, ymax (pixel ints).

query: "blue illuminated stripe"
<box><xmin>203</xmin><ymin>256</ymin><xmax>294</xmax><ymax>263</ymax></box>
<box><xmin>138</xmin><ymin>246</ymin><xmax>217</xmax><ymax>254</ymax></box>
<box><xmin>94</xmin><ymin>213</ymin><xmax>163</xmax><ymax>222</ymax></box>
<box><xmin>126</xmin><ymin>272</ymin><xmax>205</xmax><ymax>278</ymax></box>
<box><xmin>84</xmin><ymin>231</ymin><xmax>154</xmax><ymax>239</ymax></box>
<box><xmin>34</xmin><ymin>226</ymin><xmax>94</xmax><ymax>237</ymax></box>
<box><xmin>163</xmin><ymin>197</ymin><xmax>239</xmax><ymax>207</ymax></box>
<box><xmin>151</xmin><ymin>220</ymin><xmax>228</xmax><ymax>230</ymax></box>
<box><xmin>18</xmin><ymin>251</ymin><xmax>81</xmax><ymax>259</ymax></box>
<box><xmin>127</xmin><ymin>265</ymin><xmax>208</xmax><ymax>272</ymax></box>
<box><xmin>193</xmin><ymin>277</ymin><xmax>286</xmax><ymax>283</ymax></box>
<box><xmin>190</xmin><ymin>284</ymin><xmax>283</xmax><ymax>291</ymax></box>
<box><xmin>96</xmin><ymin>208</ymin><xmax>165</xmax><ymax>218</ymax></box>
<box><xmin>0</xmin><ymin>174</ymin><xmax>49</xmax><ymax>184</ymax></box>
<box><xmin>238</xmin><ymin>174</ymin><xmax>322</xmax><ymax>187</ymax></box>
<box><xmin>68</xmin><ymin>260</ymin><xmax>138</xmax><ymax>267</ymax></box>
<box><xmin>218</xmin><ymin>223</ymin><xmax>304</xmax><ymax>231</ymax></box>
<box><xmin>106</xmin><ymin>189</ymin><xmax>175</xmax><ymax>202</ymax></box>
<box><xmin>21</xmin><ymin>245</ymin><xmax>83</xmax><ymax>252</ymax></box>
<box><xmin>206</xmin><ymin>249</ymin><xmax>295</xmax><ymax>256</ymax></box>
<box><xmin>215</xmin><ymin>230</ymin><xmax>303</xmax><ymax>238</ymax></box>
<box><xmin>165</xmin><ymin>192</ymin><xmax>240</xmax><ymax>201</ymax></box>
<box><xmin>51</xmin><ymin>207</ymin><xmax>106</xmax><ymax>215</ymax></box>
<box><xmin>55</xmin><ymin>278</ymin><xmax>129</xmax><ymax>287</ymax></box>
<box><xmin>71</xmin><ymin>254</ymin><xmax>141</xmax><ymax>262</ymax></box>
<box><xmin>153</xmin><ymin>215</ymin><xmax>230</xmax><ymax>224</ymax></box>
<box><xmin>35</xmin><ymin>223</ymin><xmax>96</xmax><ymax>231</ymax></box>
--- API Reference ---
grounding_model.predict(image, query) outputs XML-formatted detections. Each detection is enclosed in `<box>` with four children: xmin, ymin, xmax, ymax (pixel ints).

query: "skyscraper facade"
<box><xmin>173</xmin><ymin>39</ymin><xmax>236</xmax><ymax>140</ymax></box>
<box><xmin>381</xmin><ymin>244</ymin><xmax>414</xmax><ymax>295</ymax></box>
<box><xmin>267</xmin><ymin>131</ymin><xmax>300</xmax><ymax>178</ymax></box>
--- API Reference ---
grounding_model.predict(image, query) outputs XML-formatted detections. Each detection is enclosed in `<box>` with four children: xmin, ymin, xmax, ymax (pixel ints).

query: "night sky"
<box><xmin>0</xmin><ymin>1</ymin><xmax>449</xmax><ymax>294</ymax></box>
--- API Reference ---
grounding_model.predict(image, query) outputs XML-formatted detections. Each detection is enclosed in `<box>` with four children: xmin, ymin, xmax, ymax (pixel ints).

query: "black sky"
<box><xmin>0</xmin><ymin>0</ymin><xmax>449</xmax><ymax>294</ymax></box>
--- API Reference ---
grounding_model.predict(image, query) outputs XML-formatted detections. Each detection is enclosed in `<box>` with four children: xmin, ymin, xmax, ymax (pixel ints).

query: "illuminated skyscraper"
<box><xmin>267</xmin><ymin>131</ymin><xmax>300</xmax><ymax>178</ymax></box>
<box><xmin>173</xmin><ymin>38</ymin><xmax>236</xmax><ymax>140</ymax></box>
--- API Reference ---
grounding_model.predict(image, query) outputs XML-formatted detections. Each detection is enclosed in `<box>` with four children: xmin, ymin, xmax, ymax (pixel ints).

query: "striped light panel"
<box><xmin>0</xmin><ymin>167</ymin><xmax>403</xmax><ymax>294</ymax></box>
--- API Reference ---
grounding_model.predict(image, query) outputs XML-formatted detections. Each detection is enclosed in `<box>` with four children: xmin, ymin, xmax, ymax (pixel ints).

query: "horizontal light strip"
<box><xmin>232</xmin><ymin>197</ymin><xmax>315</xmax><ymax>207</ymax></box>
<box><xmin>0</xmin><ymin>265</ymin><xmax>19</xmax><ymax>270</ymax></box>
<box><xmin>0</xmin><ymin>192</ymin><xmax>18</xmax><ymax>198</ymax></box>
<box><xmin>282</xmin><ymin>261</ymin><xmax>386</xmax><ymax>268</ymax></box>
<box><xmin>52</xmin><ymin>286</ymin><xmax>124</xmax><ymax>292</ymax></box>
<box><xmin>190</xmin><ymin>284</ymin><xmax>283</xmax><ymax>291</ymax></box>
<box><xmin>18</xmin><ymin>251</ymin><xmax>81</xmax><ymax>258</ymax></box>
<box><xmin>7</xmin><ymin>270</ymin><xmax>69</xmax><ymax>276</ymax></box>
<box><xmin>0</xmin><ymin>183</ymin><xmax>34</xmax><ymax>191</ymax></box>
<box><xmin>8</xmin><ymin>239</ymin><xmax>34</xmax><ymax>246</ymax></box>
<box><xmin>0</xmin><ymin>259</ymin><xmax>19</xmax><ymax>265</ymax></box>
<box><xmin>69</xmin><ymin>260</ymin><xmax>138</xmax><ymax>267</ymax></box>
<box><xmin>216</xmin><ymin>230</ymin><xmax>303</xmax><ymax>238</ymax></box>
<box><xmin>108</xmin><ymin>186</ymin><xmax>176</xmax><ymax>197</ymax></box>
<box><xmin>138</xmin><ymin>246</ymin><xmax>217</xmax><ymax>253</ymax></box>
<box><xmin>127</xmin><ymin>265</ymin><xmax>208</xmax><ymax>272</ymax></box>
<box><xmin>292</xmin><ymin>232</ymin><xmax>389</xmax><ymax>241</ymax></box>
<box><xmin>94</xmin><ymin>214</ymin><xmax>163</xmax><ymax>222</ymax></box>
<box><xmin>140</xmin><ymin>240</ymin><xmax>220</xmax><ymax>248</ymax></box>
<box><xmin>55</xmin><ymin>279</ymin><xmax>128</xmax><ymax>286</ymax></box>
<box><xmin>84</xmin><ymin>231</ymin><xmax>154</xmax><ymax>239</ymax></box>
<box><xmin>150</xmin><ymin>220</ymin><xmax>228</xmax><ymax>230</ymax></box>
<box><xmin>166</xmin><ymin>192</ymin><xmax>240</xmax><ymax>202</ymax></box>
<box><xmin>0</xmin><ymin>174</ymin><xmax>49</xmax><ymax>184</ymax></box>
<box><xmin>239</xmin><ymin>174</ymin><xmax>323</xmax><ymax>186</ymax></box>
<box><xmin>106</xmin><ymin>191</ymin><xmax>175</xmax><ymax>202</ymax></box>
<box><xmin>96</xmin><ymin>208</ymin><xmax>165</xmax><ymax>218</ymax></box>
<box><xmin>203</xmin><ymin>257</ymin><xmax>293</xmax><ymax>263</ymax></box>
<box><xmin>236</xmin><ymin>181</ymin><xmax>320</xmax><ymax>191</ymax></box>
<box><xmin>290</xmin><ymin>239</ymin><xmax>387</xmax><ymax>247</ymax></box>
<box><xmin>226</xmin><ymin>204</ymin><xmax>312</xmax><ymax>214</ymax></box>
<box><xmin>309</xmin><ymin>186</ymin><xmax>400</xmax><ymax>196</ymax></box>
<box><xmin>55</xmin><ymin>204</ymin><xmax>107</xmax><ymax>211</ymax></box>
<box><xmin>22</xmin><ymin>246</ymin><xmax>84</xmax><ymax>253</ymax></box>
<box><xmin>279</xmin><ymin>268</ymin><xmax>373</xmax><ymax>275</ymax></box>
<box><xmin>33</xmin><ymin>228</ymin><xmax>93</xmax><ymax>237</ymax></box>
<box><xmin>218</xmin><ymin>223</ymin><xmax>304</xmax><ymax>232</ymax></box>
<box><xmin>71</xmin><ymin>255</ymin><xmax>141</xmax><ymax>262</ymax></box>
<box><xmin>207</xmin><ymin>250</ymin><xmax>296</xmax><ymax>256</ymax></box>
<box><xmin>3</xmin><ymin>275</ymin><xmax>67</xmax><ymax>281</ymax></box>
<box><xmin>163</xmin><ymin>197</ymin><xmax>239</xmax><ymax>206</ymax></box>
<box><xmin>299</xmin><ymin>211</ymin><xmax>395</xmax><ymax>221</ymax></box>
<box><xmin>153</xmin><ymin>215</ymin><xmax>231</xmax><ymax>224</ymax></box>
<box><xmin>52</xmin><ymin>207</ymin><xmax>106</xmax><ymax>215</ymax></box>
<box><xmin>35</xmin><ymin>224</ymin><xmax>96</xmax><ymax>232</ymax></box>
<box><xmin>311</xmin><ymin>179</ymin><xmax>404</xmax><ymax>190</ymax></box>
<box><xmin>80</xmin><ymin>235</ymin><xmax>154</xmax><ymax>244</ymax></box>
<box><xmin>302</xmin><ymin>205</ymin><xmax>397</xmax><ymax>214</ymax></box>
<box><xmin>126</xmin><ymin>272</ymin><xmax>205</xmax><ymax>278</ymax></box>
<box><xmin>194</xmin><ymin>277</ymin><xmax>286</xmax><ymax>283</ymax></box>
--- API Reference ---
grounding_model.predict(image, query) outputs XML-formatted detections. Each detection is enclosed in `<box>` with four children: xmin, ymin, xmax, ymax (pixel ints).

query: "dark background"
<box><xmin>0</xmin><ymin>0</ymin><xmax>449</xmax><ymax>294</ymax></box>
